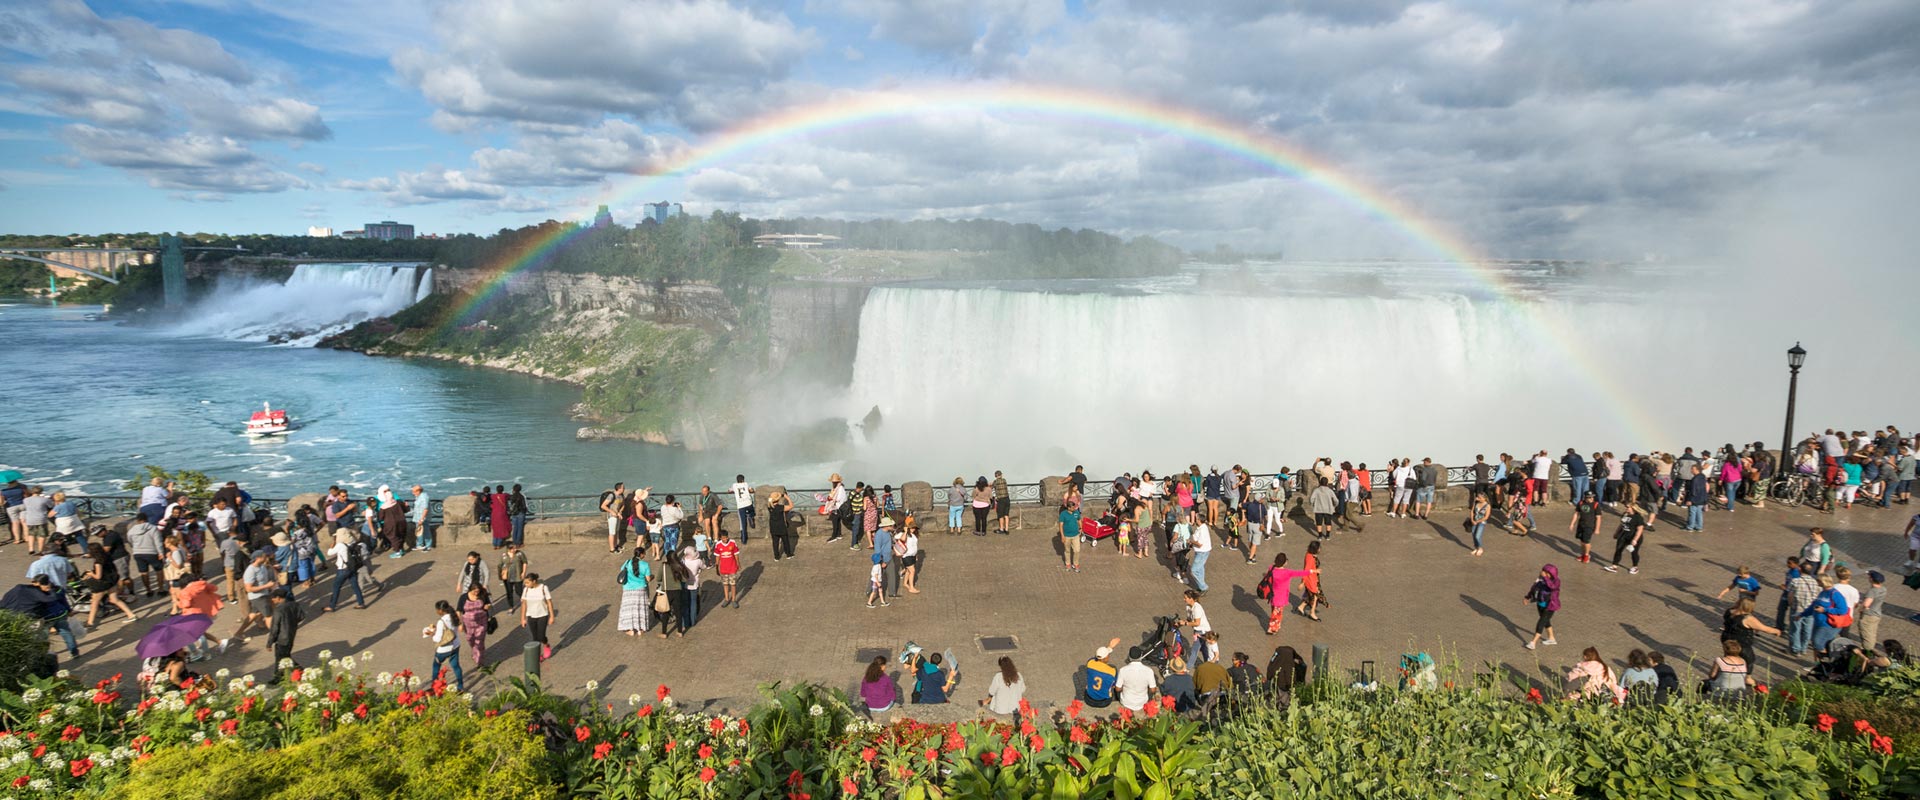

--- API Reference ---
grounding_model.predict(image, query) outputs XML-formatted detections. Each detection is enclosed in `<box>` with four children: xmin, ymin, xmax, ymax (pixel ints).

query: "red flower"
<box><xmin>1143</xmin><ymin>701</ymin><xmax>1160</xmax><ymax>719</ymax></box>
<box><xmin>1816</xmin><ymin>714</ymin><xmax>1837</xmax><ymax>733</ymax></box>
<box><xmin>942</xmin><ymin>732</ymin><xmax>965</xmax><ymax>752</ymax></box>
<box><xmin>1782</xmin><ymin>691</ymin><xmax>1798</xmax><ymax>703</ymax></box>
<box><xmin>637</xmin><ymin>704</ymin><xmax>654</xmax><ymax>718</ymax></box>
<box><xmin>700</xmin><ymin>766</ymin><xmax>718</xmax><ymax>783</ymax></box>
<box><xmin>698</xmin><ymin>743</ymin><xmax>714</xmax><ymax>760</ymax></box>
<box><xmin>30</xmin><ymin>745</ymin><xmax>44</xmax><ymax>758</ymax></box>
<box><xmin>90</xmin><ymin>690</ymin><xmax>119</xmax><ymax>705</ymax></box>
<box><xmin>239</xmin><ymin>696</ymin><xmax>257</xmax><ymax>714</ymax></box>
<box><xmin>840</xmin><ymin>776</ymin><xmax>858</xmax><ymax>795</ymax></box>
<box><xmin>574</xmin><ymin>726</ymin><xmax>592</xmax><ymax>742</ymax></box>
<box><xmin>1872</xmin><ymin>735</ymin><xmax>1894</xmax><ymax>756</ymax></box>
<box><xmin>999</xmin><ymin>746</ymin><xmax>1020</xmax><ymax>766</ymax></box>
<box><xmin>326</xmin><ymin>690</ymin><xmax>341</xmax><ymax>703</ymax></box>
<box><xmin>1069</xmin><ymin>726</ymin><xmax>1091</xmax><ymax>744</ymax></box>
<box><xmin>1066</xmin><ymin>699</ymin><xmax>1084</xmax><ymax>719</ymax></box>
<box><xmin>59</xmin><ymin>725</ymin><xmax>82</xmax><ymax>743</ymax></box>
<box><xmin>183</xmin><ymin>689</ymin><xmax>201</xmax><ymax>704</ymax></box>
<box><xmin>353</xmin><ymin>704</ymin><xmax>368</xmax><ymax>720</ymax></box>
<box><xmin>219</xmin><ymin>719</ymin><xmax>238</xmax><ymax>736</ymax></box>
<box><xmin>290</xmin><ymin>669</ymin><xmax>303</xmax><ymax>682</ymax></box>
<box><xmin>12</xmin><ymin>775</ymin><xmax>29</xmax><ymax>788</ymax></box>
<box><xmin>664</xmin><ymin>740</ymin><xmax>677</xmax><ymax>753</ymax></box>
<box><xmin>1754</xmin><ymin>684</ymin><xmax>1769</xmax><ymax>695</ymax></box>
<box><xmin>135</xmin><ymin>698</ymin><xmax>156</xmax><ymax>715</ymax></box>
<box><xmin>130</xmin><ymin>735</ymin><xmax>151</xmax><ymax>752</ymax></box>
<box><xmin>979</xmin><ymin>751</ymin><xmax>998</xmax><ymax>766</ymax></box>
<box><xmin>923</xmin><ymin>748</ymin><xmax>938</xmax><ymax>762</ymax></box>
<box><xmin>1855</xmin><ymin>719</ymin><xmax>1878</xmax><ymax>736</ymax></box>
<box><xmin>194</xmin><ymin>707</ymin><xmax>212</xmax><ymax>723</ymax></box>
<box><xmin>1019</xmin><ymin>719</ymin><xmax>1036</xmax><ymax>736</ymax></box>
<box><xmin>860</xmin><ymin>746</ymin><xmax>876</xmax><ymax>763</ymax></box>
<box><xmin>737</xmin><ymin>719</ymin><xmax>750</xmax><ymax>735</ymax></box>
<box><xmin>657</xmin><ymin>684</ymin><xmax>672</xmax><ymax>700</ymax></box>
<box><xmin>709</xmin><ymin>717</ymin><xmax>726</xmax><ymax>735</ymax></box>
<box><xmin>786</xmin><ymin>769</ymin><xmax>804</xmax><ymax>787</ymax></box>
<box><xmin>70</xmin><ymin>757</ymin><xmax>94</xmax><ymax>778</ymax></box>
<box><xmin>321</xmin><ymin>709</ymin><xmax>332</xmax><ymax>719</ymax></box>
<box><xmin>1526</xmin><ymin>688</ymin><xmax>1544</xmax><ymax>705</ymax></box>
<box><xmin>1160</xmin><ymin>695</ymin><xmax>1177</xmax><ymax>710</ymax></box>
<box><xmin>1028</xmin><ymin>734</ymin><xmax>1045</xmax><ymax>751</ymax></box>
<box><xmin>280</xmin><ymin>697</ymin><xmax>297</xmax><ymax>713</ymax></box>
<box><xmin>592</xmin><ymin>742</ymin><xmax>613</xmax><ymax>760</ymax></box>
<box><xmin>1018</xmin><ymin>698</ymin><xmax>1034</xmax><ymax>717</ymax></box>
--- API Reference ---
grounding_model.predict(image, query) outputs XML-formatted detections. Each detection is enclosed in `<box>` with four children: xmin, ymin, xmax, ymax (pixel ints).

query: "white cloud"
<box><xmin>393</xmin><ymin>0</ymin><xmax>817</xmax><ymax>129</ymax></box>
<box><xmin>816</xmin><ymin>0</ymin><xmax>1065</xmax><ymax>61</ymax></box>
<box><xmin>61</xmin><ymin>125</ymin><xmax>307</xmax><ymax>194</ymax></box>
<box><xmin>340</xmin><ymin>167</ymin><xmax>509</xmax><ymax>205</ymax></box>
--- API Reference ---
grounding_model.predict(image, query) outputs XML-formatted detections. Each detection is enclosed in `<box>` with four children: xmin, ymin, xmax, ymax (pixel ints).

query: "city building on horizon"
<box><xmin>593</xmin><ymin>205</ymin><xmax>613</xmax><ymax>228</ymax></box>
<box><xmin>364</xmin><ymin>220</ymin><xmax>415</xmax><ymax>240</ymax></box>
<box><xmin>339</xmin><ymin>230</ymin><xmax>366</xmax><ymax>240</ymax></box>
<box><xmin>307</xmin><ymin>226</ymin><xmax>334</xmax><ymax>237</ymax></box>
<box><xmin>644</xmin><ymin>201</ymin><xmax>683</xmax><ymax>224</ymax></box>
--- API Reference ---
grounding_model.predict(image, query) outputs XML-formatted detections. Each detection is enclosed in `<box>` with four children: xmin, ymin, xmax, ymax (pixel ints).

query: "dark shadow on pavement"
<box><xmin>559</xmin><ymin>606</ymin><xmax>608</xmax><ymax>649</ymax></box>
<box><xmin>1618</xmin><ymin>622</ymin><xmax>1687</xmax><ymax>656</ymax></box>
<box><xmin>543</xmin><ymin>568</ymin><xmax>576</xmax><ymax>593</ymax></box>
<box><xmin>737</xmin><ymin>562</ymin><xmax>766</xmax><ymax>603</ymax></box>
<box><xmin>1230</xmin><ymin>585</ymin><xmax>1267</xmax><ymax>628</ymax></box>
<box><xmin>1460</xmin><ymin>593</ymin><xmax>1527</xmax><ymax>642</ymax></box>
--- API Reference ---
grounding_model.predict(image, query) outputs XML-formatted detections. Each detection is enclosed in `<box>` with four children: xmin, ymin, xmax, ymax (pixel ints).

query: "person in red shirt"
<box><xmin>713</xmin><ymin>530</ymin><xmax>741</xmax><ymax>608</ymax></box>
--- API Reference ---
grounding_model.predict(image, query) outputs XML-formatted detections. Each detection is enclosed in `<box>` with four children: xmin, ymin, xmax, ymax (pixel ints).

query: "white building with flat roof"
<box><xmin>307</xmin><ymin>226</ymin><xmax>334</xmax><ymax>237</ymax></box>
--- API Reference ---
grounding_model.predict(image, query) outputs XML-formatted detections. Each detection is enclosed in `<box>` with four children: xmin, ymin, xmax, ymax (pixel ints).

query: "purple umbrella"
<box><xmin>135</xmin><ymin>614</ymin><xmax>213</xmax><ymax>659</ymax></box>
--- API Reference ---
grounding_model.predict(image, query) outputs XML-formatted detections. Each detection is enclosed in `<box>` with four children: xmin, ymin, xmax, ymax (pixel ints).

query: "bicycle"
<box><xmin>1770</xmin><ymin>474</ymin><xmax>1829</xmax><ymax>511</ymax></box>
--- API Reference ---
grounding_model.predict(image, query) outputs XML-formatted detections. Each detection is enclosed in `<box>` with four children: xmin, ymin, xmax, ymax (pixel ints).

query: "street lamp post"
<box><xmin>1777</xmin><ymin>343</ymin><xmax>1807</xmax><ymax>496</ymax></box>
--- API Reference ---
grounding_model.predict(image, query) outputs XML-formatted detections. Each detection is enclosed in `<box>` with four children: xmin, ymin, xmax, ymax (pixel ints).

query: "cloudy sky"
<box><xmin>0</xmin><ymin>0</ymin><xmax>1915</xmax><ymax>257</ymax></box>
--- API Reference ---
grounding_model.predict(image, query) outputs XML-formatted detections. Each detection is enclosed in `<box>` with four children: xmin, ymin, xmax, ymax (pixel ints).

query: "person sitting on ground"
<box><xmin>981</xmin><ymin>656</ymin><xmax>1026</xmax><ymax>718</ymax></box>
<box><xmin>1705</xmin><ymin>639</ymin><xmax>1754</xmax><ymax>696</ymax></box>
<box><xmin>859</xmin><ymin>656</ymin><xmax>897</xmax><ymax>716</ymax></box>
<box><xmin>910</xmin><ymin>650</ymin><xmax>954</xmax><ymax>704</ymax></box>
<box><xmin>1265</xmin><ymin>645</ymin><xmax>1308</xmax><ymax>708</ymax></box>
<box><xmin>1082</xmin><ymin>639</ymin><xmax>1122</xmax><ymax>708</ymax></box>
<box><xmin>1161</xmin><ymin>657</ymin><xmax>1198</xmax><ymax>712</ymax></box>
<box><xmin>1225</xmin><ymin>652</ymin><xmax>1261</xmax><ymax>695</ymax></box>
<box><xmin>1114</xmin><ymin>646</ymin><xmax>1160</xmax><ymax>712</ymax></box>
<box><xmin>1193</xmin><ymin>652</ymin><xmax>1230</xmax><ymax>699</ymax></box>
<box><xmin>1620</xmin><ymin>649</ymin><xmax>1658</xmax><ymax>702</ymax></box>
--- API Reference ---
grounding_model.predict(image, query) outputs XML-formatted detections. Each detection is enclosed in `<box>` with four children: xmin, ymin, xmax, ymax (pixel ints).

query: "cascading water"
<box><xmin>834</xmin><ymin>284</ymin><xmax>1845</xmax><ymax>479</ymax></box>
<box><xmin>170</xmin><ymin>263</ymin><xmax>431</xmax><ymax>346</ymax></box>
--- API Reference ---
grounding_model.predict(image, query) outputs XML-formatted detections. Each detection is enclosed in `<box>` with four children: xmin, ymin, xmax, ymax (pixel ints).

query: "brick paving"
<box><xmin>17</xmin><ymin>495</ymin><xmax>1916</xmax><ymax>721</ymax></box>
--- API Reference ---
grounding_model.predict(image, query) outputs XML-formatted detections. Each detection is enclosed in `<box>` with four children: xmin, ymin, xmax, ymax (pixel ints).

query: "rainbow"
<box><xmin>441</xmin><ymin>83</ymin><xmax>1671</xmax><ymax>446</ymax></box>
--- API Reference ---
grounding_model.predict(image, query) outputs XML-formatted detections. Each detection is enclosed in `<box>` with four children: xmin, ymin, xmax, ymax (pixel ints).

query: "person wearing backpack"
<box><xmin>323</xmin><ymin>526</ymin><xmax>368</xmax><ymax>612</ymax></box>
<box><xmin>615</xmin><ymin>547</ymin><xmax>652</xmax><ymax>636</ymax></box>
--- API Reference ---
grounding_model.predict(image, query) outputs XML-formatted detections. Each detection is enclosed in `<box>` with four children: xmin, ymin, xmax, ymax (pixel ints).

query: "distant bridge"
<box><xmin>0</xmin><ymin>236</ymin><xmax>244</xmax><ymax>306</ymax></box>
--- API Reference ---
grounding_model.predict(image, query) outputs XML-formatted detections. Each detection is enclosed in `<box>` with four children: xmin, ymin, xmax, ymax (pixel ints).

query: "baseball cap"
<box><xmin>1094</xmin><ymin>645</ymin><xmax>1113</xmax><ymax>659</ymax></box>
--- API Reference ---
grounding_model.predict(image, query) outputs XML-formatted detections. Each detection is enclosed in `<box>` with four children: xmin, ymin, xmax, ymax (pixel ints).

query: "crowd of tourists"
<box><xmin>0</xmin><ymin>424</ymin><xmax>1911</xmax><ymax>709</ymax></box>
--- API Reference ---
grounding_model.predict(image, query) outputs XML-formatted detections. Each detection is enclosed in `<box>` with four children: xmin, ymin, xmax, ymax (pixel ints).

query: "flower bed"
<box><xmin>1</xmin><ymin>656</ymin><xmax>1915</xmax><ymax>799</ymax></box>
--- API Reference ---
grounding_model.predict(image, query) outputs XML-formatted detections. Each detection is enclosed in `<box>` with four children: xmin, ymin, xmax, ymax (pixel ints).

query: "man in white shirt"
<box><xmin>1390</xmin><ymin>460</ymin><xmax>1414</xmax><ymax>518</ymax></box>
<box><xmin>1530</xmin><ymin>451</ymin><xmax>1553</xmax><ymax>505</ymax></box>
<box><xmin>206</xmin><ymin>498</ymin><xmax>237</xmax><ymax>540</ymax></box>
<box><xmin>324</xmin><ymin>534</ymin><xmax>368</xmax><ymax>611</ymax></box>
<box><xmin>411</xmin><ymin>485</ymin><xmax>432</xmax><ymax>551</ymax></box>
<box><xmin>1189</xmin><ymin>521</ymin><xmax>1213</xmax><ymax>593</ymax></box>
<box><xmin>1114</xmin><ymin>647</ymin><xmax>1159</xmax><ymax>712</ymax></box>
<box><xmin>138</xmin><ymin>478</ymin><xmax>169</xmax><ymax>523</ymax></box>
<box><xmin>730</xmin><ymin>474</ymin><xmax>755</xmax><ymax>544</ymax></box>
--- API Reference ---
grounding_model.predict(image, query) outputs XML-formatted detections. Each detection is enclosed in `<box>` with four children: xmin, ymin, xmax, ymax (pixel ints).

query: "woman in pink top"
<box><xmin>1565</xmin><ymin>646</ymin><xmax>1622</xmax><ymax>702</ymax></box>
<box><xmin>1262</xmin><ymin>552</ymin><xmax>1314</xmax><ymax>634</ymax></box>
<box><xmin>1720</xmin><ymin>452</ymin><xmax>1744</xmax><ymax>512</ymax></box>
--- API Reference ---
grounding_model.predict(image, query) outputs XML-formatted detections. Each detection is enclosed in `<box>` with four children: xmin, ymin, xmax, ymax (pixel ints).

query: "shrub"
<box><xmin>113</xmin><ymin>700</ymin><xmax>553</xmax><ymax>800</ymax></box>
<box><xmin>0</xmin><ymin>611</ymin><xmax>51</xmax><ymax>692</ymax></box>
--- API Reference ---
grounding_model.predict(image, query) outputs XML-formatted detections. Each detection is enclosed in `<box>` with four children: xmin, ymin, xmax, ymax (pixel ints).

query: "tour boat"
<box><xmin>245</xmin><ymin>402</ymin><xmax>291</xmax><ymax>437</ymax></box>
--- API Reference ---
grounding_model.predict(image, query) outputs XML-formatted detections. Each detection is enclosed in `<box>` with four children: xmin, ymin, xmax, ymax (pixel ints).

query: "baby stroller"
<box><xmin>1137</xmin><ymin>615</ymin><xmax>1189</xmax><ymax>670</ymax></box>
<box><xmin>1080</xmin><ymin>516</ymin><xmax>1118</xmax><ymax>548</ymax></box>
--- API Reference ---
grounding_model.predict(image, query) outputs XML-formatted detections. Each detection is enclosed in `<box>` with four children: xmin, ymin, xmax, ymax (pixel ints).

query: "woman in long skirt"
<box><xmin>458</xmin><ymin>583</ymin><xmax>490</xmax><ymax>668</ymax></box>
<box><xmin>488</xmin><ymin>485</ymin><xmax>511</xmax><ymax>549</ymax></box>
<box><xmin>615</xmin><ymin>548</ymin><xmax>651</xmax><ymax>636</ymax></box>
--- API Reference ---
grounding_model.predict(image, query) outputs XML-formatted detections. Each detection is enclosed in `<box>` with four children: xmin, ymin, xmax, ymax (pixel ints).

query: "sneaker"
<box><xmin>866</xmin><ymin>601</ymin><xmax>876</xmax><ymax>608</ymax></box>
<box><xmin>1544</xmin><ymin>639</ymin><xmax>1557</xmax><ymax>646</ymax></box>
<box><xmin>879</xmin><ymin>600</ymin><xmax>890</xmax><ymax>607</ymax></box>
<box><xmin>388</xmin><ymin>552</ymin><xmax>404</xmax><ymax>559</ymax></box>
<box><xmin>1525</xmin><ymin>641</ymin><xmax>1536</xmax><ymax>650</ymax></box>
<box><xmin>218</xmin><ymin>638</ymin><xmax>231</xmax><ymax>654</ymax></box>
<box><xmin>1603</xmin><ymin>564</ymin><xmax>1619</xmax><ymax>573</ymax></box>
<box><xmin>1628</xmin><ymin>567</ymin><xmax>1639</xmax><ymax>575</ymax></box>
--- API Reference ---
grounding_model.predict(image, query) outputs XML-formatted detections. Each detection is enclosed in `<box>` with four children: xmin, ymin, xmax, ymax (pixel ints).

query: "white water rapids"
<box><xmin>170</xmin><ymin>263</ymin><xmax>431</xmax><ymax>345</ymax></box>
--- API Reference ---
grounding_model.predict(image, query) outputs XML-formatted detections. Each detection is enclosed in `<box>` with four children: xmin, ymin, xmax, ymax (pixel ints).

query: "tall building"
<box><xmin>644</xmin><ymin>201</ymin><xmax>683</xmax><ymax>224</ymax></box>
<box><xmin>307</xmin><ymin>226</ymin><xmax>334</xmax><ymax>237</ymax></box>
<box><xmin>364</xmin><ymin>220</ymin><xmax>415</xmax><ymax>240</ymax></box>
<box><xmin>592</xmin><ymin>205</ymin><xmax>613</xmax><ymax>228</ymax></box>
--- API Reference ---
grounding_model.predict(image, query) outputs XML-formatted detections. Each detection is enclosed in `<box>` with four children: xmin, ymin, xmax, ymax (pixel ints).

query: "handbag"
<box><xmin>485</xmin><ymin>615</ymin><xmax>498</xmax><ymax>635</ymax></box>
<box><xmin>432</xmin><ymin>625</ymin><xmax>455</xmax><ymax>647</ymax></box>
<box><xmin>1826</xmin><ymin>611</ymin><xmax>1853</xmax><ymax>628</ymax></box>
<box><xmin>652</xmin><ymin>590</ymin><xmax>671</xmax><ymax>614</ymax></box>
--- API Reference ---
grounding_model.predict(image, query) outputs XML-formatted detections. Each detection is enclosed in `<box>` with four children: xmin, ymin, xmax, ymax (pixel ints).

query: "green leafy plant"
<box><xmin>120</xmin><ymin>466</ymin><xmax>213</xmax><ymax>509</ymax></box>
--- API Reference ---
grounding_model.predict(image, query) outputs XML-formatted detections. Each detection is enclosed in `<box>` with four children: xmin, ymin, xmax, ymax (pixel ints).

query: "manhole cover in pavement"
<box><xmin>1661</xmin><ymin>543</ymin><xmax>1697</xmax><ymax>553</ymax></box>
<box><xmin>978</xmin><ymin>636</ymin><xmax>1019</xmax><ymax>652</ymax></box>
<box><xmin>855</xmin><ymin>647</ymin><xmax>891</xmax><ymax>664</ymax></box>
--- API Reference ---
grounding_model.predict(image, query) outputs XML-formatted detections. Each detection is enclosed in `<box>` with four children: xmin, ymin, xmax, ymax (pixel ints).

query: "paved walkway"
<box><xmin>18</xmin><ymin>496</ymin><xmax>1915</xmax><ymax>720</ymax></box>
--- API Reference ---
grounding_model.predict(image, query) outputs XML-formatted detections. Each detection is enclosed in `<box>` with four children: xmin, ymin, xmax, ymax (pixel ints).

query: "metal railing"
<box><xmin>57</xmin><ymin>460</ymin><xmax>1574</xmax><ymax>524</ymax></box>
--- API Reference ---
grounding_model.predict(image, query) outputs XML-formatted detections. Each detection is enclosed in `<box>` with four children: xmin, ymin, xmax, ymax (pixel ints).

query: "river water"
<box><xmin>0</xmin><ymin>301</ymin><xmax>744</xmax><ymax>498</ymax></box>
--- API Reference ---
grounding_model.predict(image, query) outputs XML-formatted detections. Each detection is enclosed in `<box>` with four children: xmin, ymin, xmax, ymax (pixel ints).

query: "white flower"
<box><xmin>808</xmin><ymin>704</ymin><xmax>823</xmax><ymax>717</ymax></box>
<box><xmin>339</xmin><ymin>713</ymin><xmax>356</xmax><ymax>725</ymax></box>
<box><xmin>844</xmin><ymin>722</ymin><xmax>859</xmax><ymax>734</ymax></box>
<box><xmin>215</xmin><ymin>668</ymin><xmax>231</xmax><ymax>680</ymax></box>
<box><xmin>95</xmin><ymin>755</ymin><xmax>115</xmax><ymax>770</ymax></box>
<box><xmin>190</xmin><ymin>732</ymin><xmax>206</xmax><ymax>743</ymax></box>
<box><xmin>214</xmin><ymin>711</ymin><xmax>228</xmax><ymax>720</ymax></box>
<box><xmin>227</xmin><ymin>680</ymin><xmax>246</xmax><ymax>693</ymax></box>
<box><xmin>20</xmin><ymin>689</ymin><xmax>42</xmax><ymax>705</ymax></box>
<box><xmin>297</xmin><ymin>683</ymin><xmax>318</xmax><ymax>698</ymax></box>
<box><xmin>360</xmin><ymin>650</ymin><xmax>374</xmax><ymax>662</ymax></box>
<box><xmin>341</xmin><ymin>656</ymin><xmax>357</xmax><ymax>671</ymax></box>
<box><xmin>585</xmin><ymin>680</ymin><xmax>599</xmax><ymax>692</ymax></box>
<box><xmin>327</xmin><ymin>659</ymin><xmax>341</xmax><ymax>671</ymax></box>
<box><xmin>626</xmin><ymin>694</ymin><xmax>642</xmax><ymax>707</ymax></box>
<box><xmin>241</xmin><ymin>675</ymin><xmax>257</xmax><ymax>687</ymax></box>
<box><xmin>110</xmin><ymin>746</ymin><xmax>134</xmax><ymax>761</ymax></box>
<box><xmin>60</xmin><ymin>705</ymin><xmax>79</xmax><ymax>718</ymax></box>
<box><xmin>30</xmin><ymin>778</ymin><xmax>50</xmax><ymax>791</ymax></box>
<box><xmin>277</xmin><ymin>658</ymin><xmax>295</xmax><ymax>670</ymax></box>
<box><xmin>40</xmin><ymin>753</ymin><xmax>62</xmax><ymax>770</ymax></box>
<box><xmin>376</xmin><ymin>672</ymin><xmax>394</xmax><ymax>686</ymax></box>
<box><xmin>406</xmin><ymin>675</ymin><xmax>422</xmax><ymax>689</ymax></box>
<box><xmin>317</xmin><ymin>649</ymin><xmax>333</xmax><ymax>660</ymax></box>
<box><xmin>661</xmin><ymin>696</ymin><xmax>675</xmax><ymax>708</ymax></box>
<box><xmin>54</xmin><ymin>670</ymin><xmax>70</xmax><ymax>679</ymax></box>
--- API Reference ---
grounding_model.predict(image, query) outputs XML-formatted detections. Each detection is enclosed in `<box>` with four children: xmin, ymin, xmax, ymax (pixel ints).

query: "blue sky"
<box><xmin>1</xmin><ymin>0</ymin><xmax>1915</xmax><ymax>257</ymax></box>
